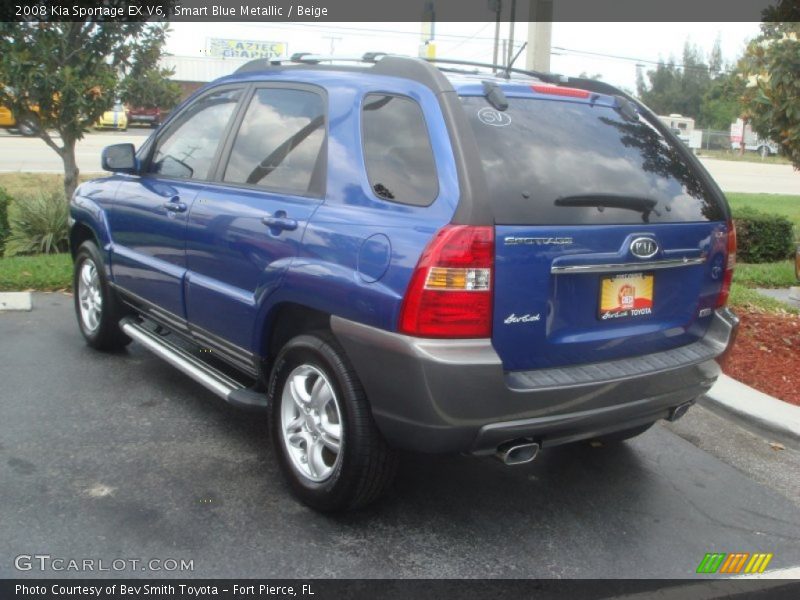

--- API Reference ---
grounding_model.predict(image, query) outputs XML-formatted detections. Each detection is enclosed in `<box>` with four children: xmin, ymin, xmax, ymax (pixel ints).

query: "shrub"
<box><xmin>733</xmin><ymin>207</ymin><xmax>796</xmax><ymax>264</ymax></box>
<box><xmin>5</xmin><ymin>189</ymin><xmax>69</xmax><ymax>256</ymax></box>
<box><xmin>0</xmin><ymin>187</ymin><xmax>11</xmax><ymax>256</ymax></box>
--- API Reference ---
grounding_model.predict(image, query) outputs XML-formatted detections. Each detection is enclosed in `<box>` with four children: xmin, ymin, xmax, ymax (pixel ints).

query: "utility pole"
<box><xmin>506</xmin><ymin>0</ymin><xmax>517</xmax><ymax>67</ymax></box>
<box><xmin>322</xmin><ymin>35</ymin><xmax>341</xmax><ymax>55</ymax></box>
<box><xmin>419</xmin><ymin>1</ymin><xmax>436</xmax><ymax>59</ymax></box>
<box><xmin>525</xmin><ymin>0</ymin><xmax>553</xmax><ymax>72</ymax></box>
<box><xmin>489</xmin><ymin>0</ymin><xmax>502</xmax><ymax>68</ymax></box>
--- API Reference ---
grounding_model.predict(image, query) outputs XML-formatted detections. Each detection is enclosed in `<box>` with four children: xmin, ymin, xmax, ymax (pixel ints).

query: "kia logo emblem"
<box><xmin>630</xmin><ymin>237</ymin><xmax>658</xmax><ymax>259</ymax></box>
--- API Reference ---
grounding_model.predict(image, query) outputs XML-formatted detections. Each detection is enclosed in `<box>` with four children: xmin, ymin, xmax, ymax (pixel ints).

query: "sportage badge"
<box><xmin>630</xmin><ymin>237</ymin><xmax>658</xmax><ymax>259</ymax></box>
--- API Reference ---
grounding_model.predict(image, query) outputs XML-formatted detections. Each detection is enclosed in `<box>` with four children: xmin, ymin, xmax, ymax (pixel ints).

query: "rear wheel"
<box><xmin>73</xmin><ymin>241</ymin><xmax>130</xmax><ymax>351</ymax></box>
<box><xmin>268</xmin><ymin>332</ymin><xmax>398</xmax><ymax>511</ymax></box>
<box><xmin>758</xmin><ymin>145</ymin><xmax>771</xmax><ymax>158</ymax></box>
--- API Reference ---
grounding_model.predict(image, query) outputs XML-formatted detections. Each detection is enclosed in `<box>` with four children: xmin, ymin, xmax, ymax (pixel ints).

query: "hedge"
<box><xmin>734</xmin><ymin>207</ymin><xmax>796</xmax><ymax>263</ymax></box>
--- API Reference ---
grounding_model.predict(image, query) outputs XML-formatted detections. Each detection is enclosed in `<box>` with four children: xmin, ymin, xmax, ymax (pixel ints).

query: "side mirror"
<box><xmin>101</xmin><ymin>143</ymin><xmax>137</xmax><ymax>173</ymax></box>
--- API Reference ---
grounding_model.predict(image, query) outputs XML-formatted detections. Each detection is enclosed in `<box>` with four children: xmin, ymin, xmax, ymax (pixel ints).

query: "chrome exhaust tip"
<box><xmin>496</xmin><ymin>440</ymin><xmax>540</xmax><ymax>466</ymax></box>
<box><xmin>668</xmin><ymin>401</ymin><xmax>693</xmax><ymax>422</ymax></box>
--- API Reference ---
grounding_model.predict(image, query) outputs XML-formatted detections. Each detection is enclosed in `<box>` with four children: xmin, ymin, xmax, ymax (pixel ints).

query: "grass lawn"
<box><xmin>734</xmin><ymin>261</ymin><xmax>797</xmax><ymax>288</ymax></box>
<box><xmin>1</xmin><ymin>176</ymin><xmax>796</xmax><ymax>313</ymax></box>
<box><xmin>727</xmin><ymin>193</ymin><xmax>800</xmax><ymax>235</ymax></box>
<box><xmin>0</xmin><ymin>253</ymin><xmax>794</xmax><ymax>316</ymax></box>
<box><xmin>729</xmin><ymin>282</ymin><xmax>798</xmax><ymax>314</ymax></box>
<box><xmin>0</xmin><ymin>253</ymin><xmax>72</xmax><ymax>291</ymax></box>
<box><xmin>0</xmin><ymin>172</ymin><xmax>103</xmax><ymax>198</ymax></box>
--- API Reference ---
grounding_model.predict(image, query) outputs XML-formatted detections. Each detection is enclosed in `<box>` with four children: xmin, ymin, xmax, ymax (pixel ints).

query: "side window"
<box><xmin>361</xmin><ymin>94</ymin><xmax>438</xmax><ymax>206</ymax></box>
<box><xmin>223</xmin><ymin>88</ymin><xmax>326</xmax><ymax>196</ymax></box>
<box><xmin>148</xmin><ymin>88</ymin><xmax>242</xmax><ymax>180</ymax></box>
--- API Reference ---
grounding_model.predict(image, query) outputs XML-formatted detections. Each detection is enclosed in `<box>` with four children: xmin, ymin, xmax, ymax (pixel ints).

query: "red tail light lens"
<box><xmin>399</xmin><ymin>225</ymin><xmax>494</xmax><ymax>338</ymax></box>
<box><xmin>530</xmin><ymin>84</ymin><xmax>591</xmax><ymax>99</ymax></box>
<box><xmin>716</xmin><ymin>220</ymin><xmax>737</xmax><ymax>308</ymax></box>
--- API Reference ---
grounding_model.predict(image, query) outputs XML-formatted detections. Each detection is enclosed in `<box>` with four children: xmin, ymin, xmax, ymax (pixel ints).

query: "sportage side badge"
<box><xmin>630</xmin><ymin>237</ymin><xmax>659</xmax><ymax>259</ymax></box>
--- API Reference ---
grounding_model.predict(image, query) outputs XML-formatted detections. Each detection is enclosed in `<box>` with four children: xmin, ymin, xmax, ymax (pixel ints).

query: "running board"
<box><xmin>120</xmin><ymin>318</ymin><xmax>268</xmax><ymax>410</ymax></box>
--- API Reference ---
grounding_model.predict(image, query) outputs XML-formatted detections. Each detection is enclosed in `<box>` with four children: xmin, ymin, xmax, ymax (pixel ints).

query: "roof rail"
<box><xmin>233</xmin><ymin>53</ymin><xmax>565</xmax><ymax>87</ymax></box>
<box><xmin>235</xmin><ymin>52</ymin><xmax>386</xmax><ymax>73</ymax></box>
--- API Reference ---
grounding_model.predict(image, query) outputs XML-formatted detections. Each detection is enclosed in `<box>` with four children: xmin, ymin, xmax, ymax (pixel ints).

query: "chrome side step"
<box><xmin>120</xmin><ymin>318</ymin><xmax>268</xmax><ymax>410</ymax></box>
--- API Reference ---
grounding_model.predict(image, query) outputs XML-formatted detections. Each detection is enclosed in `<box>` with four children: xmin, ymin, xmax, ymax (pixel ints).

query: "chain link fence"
<box><xmin>699</xmin><ymin>130</ymin><xmax>732</xmax><ymax>151</ymax></box>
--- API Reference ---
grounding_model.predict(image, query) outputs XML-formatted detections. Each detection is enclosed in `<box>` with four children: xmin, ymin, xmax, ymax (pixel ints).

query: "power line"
<box><xmin>446</xmin><ymin>22</ymin><xmax>493</xmax><ymax>52</ymax></box>
<box><xmin>552</xmin><ymin>46</ymin><xmax>734</xmax><ymax>74</ymax></box>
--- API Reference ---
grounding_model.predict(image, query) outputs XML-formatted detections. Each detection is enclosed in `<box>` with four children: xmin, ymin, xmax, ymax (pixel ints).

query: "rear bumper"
<box><xmin>331</xmin><ymin>308</ymin><xmax>739</xmax><ymax>454</ymax></box>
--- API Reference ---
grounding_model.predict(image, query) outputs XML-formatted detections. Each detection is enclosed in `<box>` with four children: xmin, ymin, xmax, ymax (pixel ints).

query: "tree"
<box><xmin>638</xmin><ymin>42</ymin><xmax>714</xmax><ymax>125</ymax></box>
<box><xmin>120</xmin><ymin>27</ymin><xmax>181</xmax><ymax>111</ymax></box>
<box><xmin>121</xmin><ymin>68</ymin><xmax>181</xmax><ymax>111</ymax></box>
<box><xmin>636</xmin><ymin>56</ymin><xmax>681</xmax><ymax>116</ymax></box>
<box><xmin>738</xmin><ymin>19</ymin><xmax>800</xmax><ymax>168</ymax></box>
<box><xmin>700</xmin><ymin>70</ymin><xmax>746</xmax><ymax>131</ymax></box>
<box><xmin>0</xmin><ymin>22</ymin><xmax>172</xmax><ymax>200</ymax></box>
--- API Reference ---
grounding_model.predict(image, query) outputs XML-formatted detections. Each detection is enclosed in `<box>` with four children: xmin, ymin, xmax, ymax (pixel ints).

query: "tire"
<box><xmin>592</xmin><ymin>422</ymin><xmax>654</xmax><ymax>444</ymax></box>
<box><xmin>73</xmin><ymin>240</ymin><xmax>131</xmax><ymax>351</ymax></box>
<box><xmin>268</xmin><ymin>331</ymin><xmax>398</xmax><ymax>511</ymax></box>
<box><xmin>17</xmin><ymin>119</ymin><xmax>37</xmax><ymax>136</ymax></box>
<box><xmin>758</xmin><ymin>145</ymin><xmax>770</xmax><ymax>158</ymax></box>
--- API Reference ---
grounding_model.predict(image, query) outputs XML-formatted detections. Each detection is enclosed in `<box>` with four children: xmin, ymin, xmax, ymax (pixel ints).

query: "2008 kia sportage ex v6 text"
<box><xmin>69</xmin><ymin>54</ymin><xmax>739</xmax><ymax>511</ymax></box>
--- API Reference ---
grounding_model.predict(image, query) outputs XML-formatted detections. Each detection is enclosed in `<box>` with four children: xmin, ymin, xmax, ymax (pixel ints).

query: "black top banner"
<box><xmin>2</xmin><ymin>0</ymin><xmax>798</xmax><ymax>23</ymax></box>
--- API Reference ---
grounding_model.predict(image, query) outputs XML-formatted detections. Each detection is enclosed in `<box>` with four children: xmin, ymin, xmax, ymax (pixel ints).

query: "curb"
<box><xmin>702</xmin><ymin>374</ymin><xmax>800</xmax><ymax>445</ymax></box>
<box><xmin>0</xmin><ymin>291</ymin><xmax>32</xmax><ymax>311</ymax></box>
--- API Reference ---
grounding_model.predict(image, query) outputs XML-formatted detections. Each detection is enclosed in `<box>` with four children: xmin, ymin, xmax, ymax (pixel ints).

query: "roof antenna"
<box><xmin>501</xmin><ymin>42</ymin><xmax>528</xmax><ymax>79</ymax></box>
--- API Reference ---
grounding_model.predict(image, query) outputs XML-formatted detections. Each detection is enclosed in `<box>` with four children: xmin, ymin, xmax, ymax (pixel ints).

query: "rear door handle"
<box><xmin>261</xmin><ymin>213</ymin><xmax>298</xmax><ymax>232</ymax></box>
<box><xmin>163</xmin><ymin>200</ymin><xmax>187</xmax><ymax>213</ymax></box>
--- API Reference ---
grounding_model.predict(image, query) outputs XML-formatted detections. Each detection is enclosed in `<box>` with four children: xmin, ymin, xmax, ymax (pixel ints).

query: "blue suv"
<box><xmin>70</xmin><ymin>55</ymin><xmax>739</xmax><ymax>511</ymax></box>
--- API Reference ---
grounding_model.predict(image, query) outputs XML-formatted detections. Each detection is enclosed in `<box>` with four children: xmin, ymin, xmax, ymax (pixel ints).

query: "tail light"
<box><xmin>716</xmin><ymin>220</ymin><xmax>737</xmax><ymax>308</ymax></box>
<box><xmin>399</xmin><ymin>225</ymin><xmax>494</xmax><ymax>338</ymax></box>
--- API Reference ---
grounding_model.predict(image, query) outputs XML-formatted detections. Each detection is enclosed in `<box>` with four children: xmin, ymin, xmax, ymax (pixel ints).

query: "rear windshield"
<box><xmin>461</xmin><ymin>95</ymin><xmax>723</xmax><ymax>225</ymax></box>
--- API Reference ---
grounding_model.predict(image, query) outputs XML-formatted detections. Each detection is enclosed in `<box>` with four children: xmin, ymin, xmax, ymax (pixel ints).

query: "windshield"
<box><xmin>460</xmin><ymin>95</ymin><xmax>723</xmax><ymax>225</ymax></box>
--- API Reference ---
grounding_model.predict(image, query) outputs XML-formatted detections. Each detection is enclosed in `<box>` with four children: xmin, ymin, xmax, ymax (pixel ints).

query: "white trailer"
<box><xmin>730</xmin><ymin>118</ymin><xmax>780</xmax><ymax>157</ymax></box>
<box><xmin>658</xmin><ymin>114</ymin><xmax>695</xmax><ymax>144</ymax></box>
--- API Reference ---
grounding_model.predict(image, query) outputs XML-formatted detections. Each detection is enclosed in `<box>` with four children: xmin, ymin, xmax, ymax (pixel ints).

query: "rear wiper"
<box><xmin>554</xmin><ymin>194</ymin><xmax>661</xmax><ymax>223</ymax></box>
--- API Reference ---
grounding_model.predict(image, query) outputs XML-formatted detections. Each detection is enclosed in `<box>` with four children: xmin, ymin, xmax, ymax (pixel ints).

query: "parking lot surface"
<box><xmin>1</xmin><ymin>294</ymin><xmax>799</xmax><ymax>579</ymax></box>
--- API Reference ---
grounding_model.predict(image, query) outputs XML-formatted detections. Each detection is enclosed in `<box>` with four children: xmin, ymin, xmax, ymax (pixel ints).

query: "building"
<box><xmin>160</xmin><ymin>55</ymin><xmax>253</xmax><ymax>101</ymax></box>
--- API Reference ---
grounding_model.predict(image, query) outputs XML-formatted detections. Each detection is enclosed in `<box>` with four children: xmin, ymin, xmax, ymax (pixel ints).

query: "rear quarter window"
<box><xmin>361</xmin><ymin>94</ymin><xmax>439</xmax><ymax>207</ymax></box>
<box><xmin>461</xmin><ymin>95</ymin><xmax>724</xmax><ymax>225</ymax></box>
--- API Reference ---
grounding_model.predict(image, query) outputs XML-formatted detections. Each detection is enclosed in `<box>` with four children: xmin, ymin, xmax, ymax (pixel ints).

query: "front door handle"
<box><xmin>163</xmin><ymin>199</ymin><xmax>187</xmax><ymax>213</ymax></box>
<box><xmin>261</xmin><ymin>212</ymin><xmax>298</xmax><ymax>232</ymax></box>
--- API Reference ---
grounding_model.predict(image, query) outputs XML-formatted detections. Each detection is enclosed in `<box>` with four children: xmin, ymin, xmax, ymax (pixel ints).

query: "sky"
<box><xmin>165</xmin><ymin>22</ymin><xmax>761</xmax><ymax>92</ymax></box>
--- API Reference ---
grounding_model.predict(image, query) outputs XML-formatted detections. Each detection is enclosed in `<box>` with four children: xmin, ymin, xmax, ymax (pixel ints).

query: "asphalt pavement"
<box><xmin>1</xmin><ymin>293</ymin><xmax>799</xmax><ymax>579</ymax></box>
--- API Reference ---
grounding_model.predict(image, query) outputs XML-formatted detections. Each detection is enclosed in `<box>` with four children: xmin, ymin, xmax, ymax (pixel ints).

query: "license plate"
<box><xmin>599</xmin><ymin>272</ymin><xmax>654</xmax><ymax>320</ymax></box>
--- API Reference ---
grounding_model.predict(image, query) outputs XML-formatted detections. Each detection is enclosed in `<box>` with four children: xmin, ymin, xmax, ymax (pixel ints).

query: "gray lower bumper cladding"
<box><xmin>331</xmin><ymin>309</ymin><xmax>739</xmax><ymax>454</ymax></box>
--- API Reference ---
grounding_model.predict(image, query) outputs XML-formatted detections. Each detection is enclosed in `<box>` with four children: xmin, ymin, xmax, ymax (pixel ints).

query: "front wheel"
<box><xmin>73</xmin><ymin>241</ymin><xmax>131</xmax><ymax>351</ymax></box>
<box><xmin>758</xmin><ymin>145</ymin><xmax>770</xmax><ymax>158</ymax></box>
<box><xmin>268</xmin><ymin>332</ymin><xmax>398</xmax><ymax>511</ymax></box>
